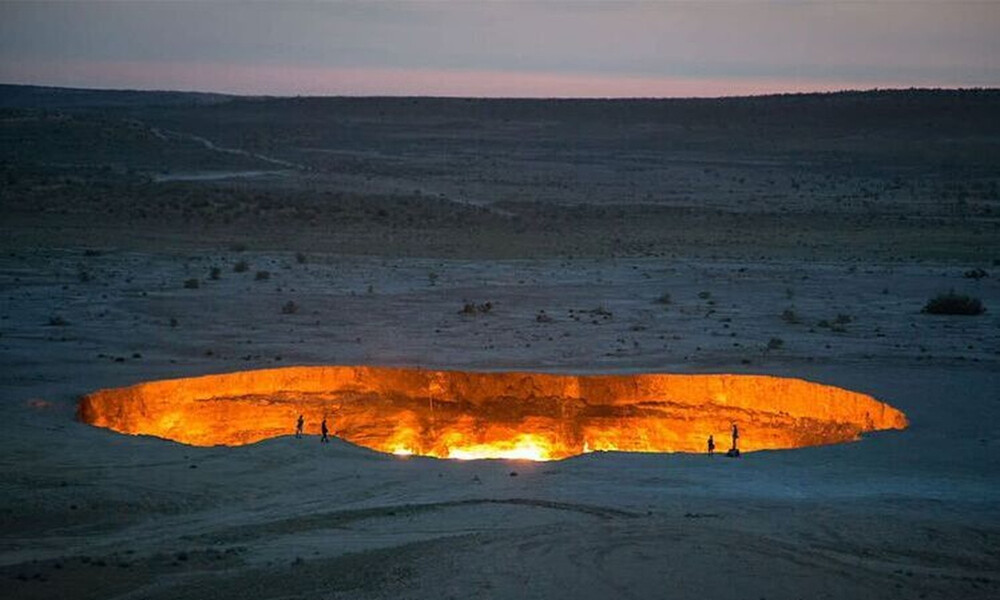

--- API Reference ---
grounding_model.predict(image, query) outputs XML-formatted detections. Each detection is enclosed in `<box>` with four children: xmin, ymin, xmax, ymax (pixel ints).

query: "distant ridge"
<box><xmin>0</xmin><ymin>84</ymin><xmax>236</xmax><ymax>110</ymax></box>
<box><xmin>0</xmin><ymin>82</ymin><xmax>997</xmax><ymax>111</ymax></box>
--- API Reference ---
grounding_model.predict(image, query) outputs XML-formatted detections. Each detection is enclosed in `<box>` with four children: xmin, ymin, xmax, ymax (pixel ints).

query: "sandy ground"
<box><xmin>1</xmin><ymin>242</ymin><xmax>998</xmax><ymax>599</ymax></box>
<box><xmin>2</xmin><ymin>88</ymin><xmax>999</xmax><ymax>598</ymax></box>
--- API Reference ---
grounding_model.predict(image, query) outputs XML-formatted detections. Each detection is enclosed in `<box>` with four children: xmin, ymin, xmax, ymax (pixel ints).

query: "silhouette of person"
<box><xmin>731</xmin><ymin>423</ymin><xmax>739</xmax><ymax>451</ymax></box>
<box><xmin>295</xmin><ymin>414</ymin><xmax>304</xmax><ymax>439</ymax></box>
<box><xmin>320</xmin><ymin>417</ymin><xmax>329</xmax><ymax>443</ymax></box>
<box><xmin>707</xmin><ymin>434</ymin><xmax>715</xmax><ymax>456</ymax></box>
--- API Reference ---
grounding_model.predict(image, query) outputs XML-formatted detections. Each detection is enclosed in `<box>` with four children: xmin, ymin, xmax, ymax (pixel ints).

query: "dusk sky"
<box><xmin>2</xmin><ymin>1</ymin><xmax>998</xmax><ymax>98</ymax></box>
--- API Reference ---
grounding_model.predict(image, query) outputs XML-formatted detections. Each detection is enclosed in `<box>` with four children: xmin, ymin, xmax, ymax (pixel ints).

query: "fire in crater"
<box><xmin>77</xmin><ymin>366</ymin><xmax>907</xmax><ymax>460</ymax></box>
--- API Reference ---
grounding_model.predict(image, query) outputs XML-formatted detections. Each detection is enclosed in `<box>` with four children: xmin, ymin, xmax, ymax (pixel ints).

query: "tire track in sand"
<box><xmin>186</xmin><ymin>497</ymin><xmax>638</xmax><ymax>544</ymax></box>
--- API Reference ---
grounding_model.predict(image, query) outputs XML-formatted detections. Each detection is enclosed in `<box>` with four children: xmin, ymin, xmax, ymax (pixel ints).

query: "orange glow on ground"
<box><xmin>77</xmin><ymin>366</ymin><xmax>907</xmax><ymax>460</ymax></box>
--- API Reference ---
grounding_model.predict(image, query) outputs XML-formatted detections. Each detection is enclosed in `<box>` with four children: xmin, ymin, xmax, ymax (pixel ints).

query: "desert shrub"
<box><xmin>922</xmin><ymin>292</ymin><xmax>986</xmax><ymax>315</ymax></box>
<box><xmin>233</xmin><ymin>260</ymin><xmax>249</xmax><ymax>273</ymax></box>
<box><xmin>209</xmin><ymin>267</ymin><xmax>221</xmax><ymax>280</ymax></box>
<box><xmin>48</xmin><ymin>315</ymin><xmax>69</xmax><ymax>326</ymax></box>
<box><xmin>590</xmin><ymin>305</ymin><xmax>612</xmax><ymax>317</ymax></box>
<box><xmin>963</xmin><ymin>268</ymin><xmax>988</xmax><ymax>280</ymax></box>
<box><xmin>229</xmin><ymin>242</ymin><xmax>247</xmax><ymax>252</ymax></box>
<box><xmin>255</xmin><ymin>270</ymin><xmax>270</xmax><ymax>281</ymax></box>
<box><xmin>183</xmin><ymin>278</ymin><xmax>199</xmax><ymax>289</ymax></box>
<box><xmin>697</xmin><ymin>291</ymin><xmax>711</xmax><ymax>300</ymax></box>
<box><xmin>281</xmin><ymin>300</ymin><xmax>298</xmax><ymax>314</ymax></box>
<box><xmin>654</xmin><ymin>292</ymin><xmax>672</xmax><ymax>305</ymax></box>
<box><xmin>78</xmin><ymin>270</ymin><xmax>92</xmax><ymax>283</ymax></box>
<box><xmin>536</xmin><ymin>310</ymin><xmax>553</xmax><ymax>323</ymax></box>
<box><xmin>460</xmin><ymin>301</ymin><xmax>493</xmax><ymax>315</ymax></box>
<box><xmin>169</xmin><ymin>317</ymin><xmax>178</xmax><ymax>327</ymax></box>
<box><xmin>834</xmin><ymin>314</ymin><xmax>853</xmax><ymax>325</ymax></box>
<box><xmin>767</xmin><ymin>337</ymin><xmax>784</xmax><ymax>350</ymax></box>
<box><xmin>295</xmin><ymin>252</ymin><xmax>307</xmax><ymax>264</ymax></box>
<box><xmin>781</xmin><ymin>308</ymin><xmax>800</xmax><ymax>324</ymax></box>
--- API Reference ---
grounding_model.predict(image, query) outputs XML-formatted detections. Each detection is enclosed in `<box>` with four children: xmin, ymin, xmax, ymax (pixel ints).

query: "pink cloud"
<box><xmin>1</xmin><ymin>58</ymin><xmax>919</xmax><ymax>98</ymax></box>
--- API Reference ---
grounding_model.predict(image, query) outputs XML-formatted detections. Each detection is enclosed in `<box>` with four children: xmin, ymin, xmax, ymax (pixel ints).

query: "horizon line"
<box><xmin>3</xmin><ymin>80</ymin><xmax>998</xmax><ymax>103</ymax></box>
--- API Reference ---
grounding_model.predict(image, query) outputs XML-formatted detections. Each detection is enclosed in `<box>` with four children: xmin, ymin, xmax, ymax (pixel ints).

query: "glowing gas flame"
<box><xmin>446</xmin><ymin>434</ymin><xmax>552</xmax><ymax>461</ymax></box>
<box><xmin>77</xmin><ymin>366</ymin><xmax>908</xmax><ymax>460</ymax></box>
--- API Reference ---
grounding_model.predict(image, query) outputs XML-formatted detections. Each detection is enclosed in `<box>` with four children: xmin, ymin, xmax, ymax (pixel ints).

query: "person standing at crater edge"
<box><xmin>320</xmin><ymin>417</ymin><xmax>330</xmax><ymax>443</ymax></box>
<box><xmin>707</xmin><ymin>434</ymin><xmax>715</xmax><ymax>456</ymax></box>
<box><xmin>295</xmin><ymin>414</ymin><xmax>304</xmax><ymax>439</ymax></box>
<box><xmin>731</xmin><ymin>423</ymin><xmax>739</xmax><ymax>451</ymax></box>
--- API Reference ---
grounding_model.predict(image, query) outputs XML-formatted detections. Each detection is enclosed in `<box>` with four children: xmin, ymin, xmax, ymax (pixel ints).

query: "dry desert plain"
<box><xmin>1</xmin><ymin>87</ymin><xmax>999</xmax><ymax>599</ymax></box>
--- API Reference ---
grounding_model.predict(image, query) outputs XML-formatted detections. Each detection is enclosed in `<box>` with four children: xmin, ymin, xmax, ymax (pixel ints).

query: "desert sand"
<box><xmin>1</xmin><ymin>87</ymin><xmax>998</xmax><ymax>599</ymax></box>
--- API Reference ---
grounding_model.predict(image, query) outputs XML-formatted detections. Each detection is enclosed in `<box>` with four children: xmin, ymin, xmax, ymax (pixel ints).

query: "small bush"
<box><xmin>654</xmin><ymin>292</ymin><xmax>672</xmax><ymax>305</ymax></box>
<box><xmin>281</xmin><ymin>300</ymin><xmax>298</xmax><ymax>314</ymax></box>
<box><xmin>48</xmin><ymin>315</ymin><xmax>69</xmax><ymax>326</ymax></box>
<box><xmin>922</xmin><ymin>292</ymin><xmax>986</xmax><ymax>315</ymax></box>
<box><xmin>460</xmin><ymin>301</ymin><xmax>493</xmax><ymax>315</ymax></box>
<box><xmin>255</xmin><ymin>270</ymin><xmax>270</xmax><ymax>281</ymax></box>
<box><xmin>590</xmin><ymin>305</ymin><xmax>612</xmax><ymax>317</ymax></box>
<box><xmin>295</xmin><ymin>252</ymin><xmax>307</xmax><ymax>264</ymax></box>
<box><xmin>697</xmin><ymin>291</ymin><xmax>711</xmax><ymax>300</ymax></box>
<box><xmin>781</xmin><ymin>308</ymin><xmax>800</xmax><ymax>324</ymax></box>
<box><xmin>209</xmin><ymin>267</ymin><xmax>221</xmax><ymax>280</ymax></box>
<box><xmin>963</xmin><ymin>268</ymin><xmax>988</xmax><ymax>280</ymax></box>
<box><xmin>233</xmin><ymin>260</ymin><xmax>249</xmax><ymax>273</ymax></box>
<box><xmin>183</xmin><ymin>278</ymin><xmax>200</xmax><ymax>289</ymax></box>
<box><xmin>767</xmin><ymin>337</ymin><xmax>784</xmax><ymax>350</ymax></box>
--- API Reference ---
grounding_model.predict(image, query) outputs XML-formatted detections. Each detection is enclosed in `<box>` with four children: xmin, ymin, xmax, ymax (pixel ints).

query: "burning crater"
<box><xmin>77</xmin><ymin>367</ymin><xmax>907</xmax><ymax>461</ymax></box>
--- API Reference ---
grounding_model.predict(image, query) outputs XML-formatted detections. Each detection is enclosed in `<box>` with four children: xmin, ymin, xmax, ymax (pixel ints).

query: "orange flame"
<box><xmin>77</xmin><ymin>366</ymin><xmax>907</xmax><ymax>460</ymax></box>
